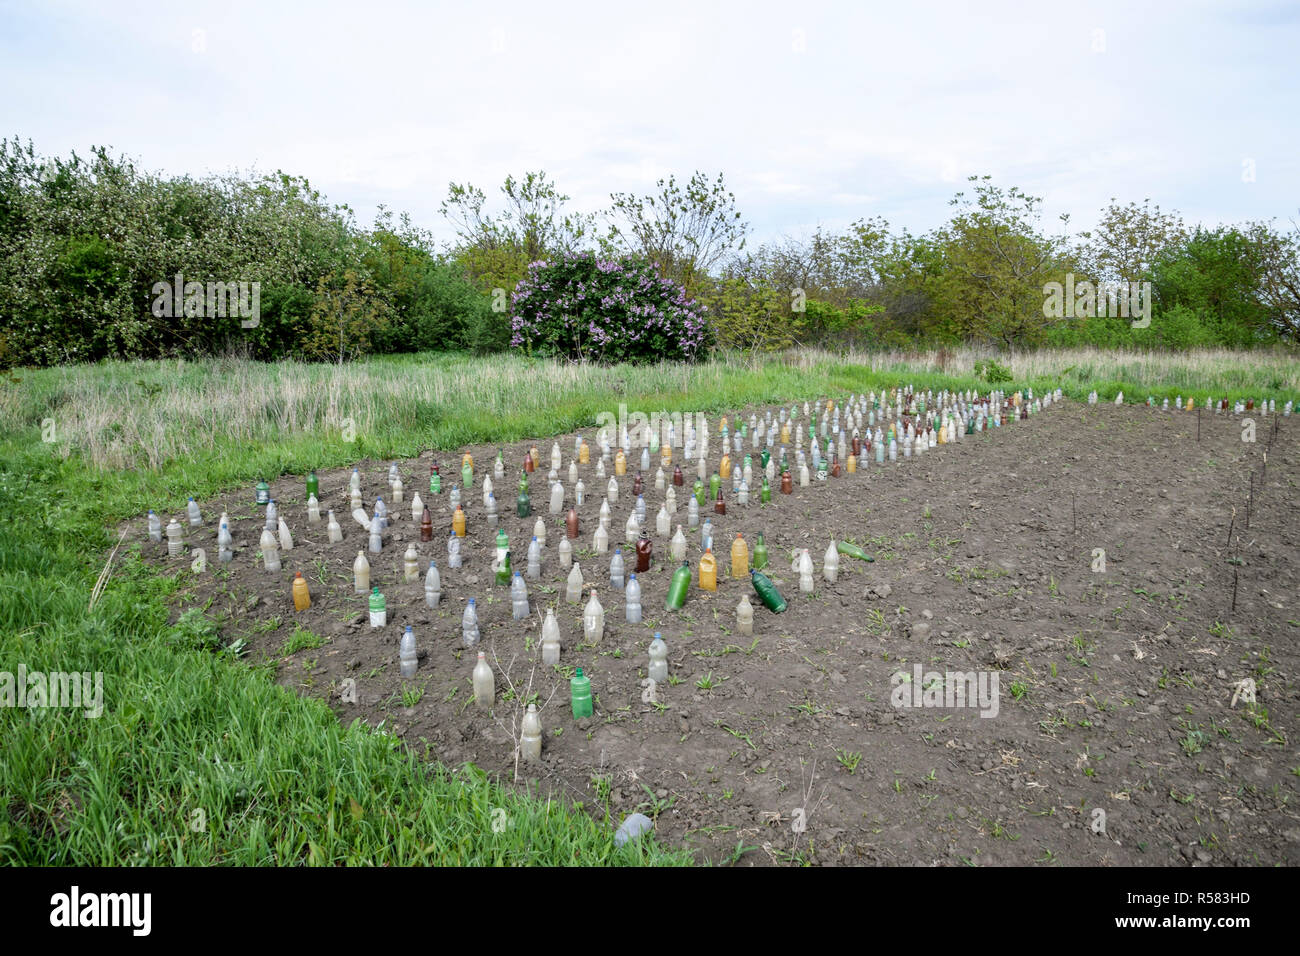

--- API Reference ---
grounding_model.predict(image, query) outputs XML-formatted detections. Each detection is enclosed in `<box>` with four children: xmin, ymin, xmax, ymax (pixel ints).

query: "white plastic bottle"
<box><xmin>593</xmin><ymin>523</ymin><xmax>609</xmax><ymax>554</ymax></box>
<box><xmin>550</xmin><ymin>480</ymin><xmax>564</xmax><ymax>515</ymax></box>
<box><xmin>148</xmin><ymin>510</ymin><xmax>162</xmax><ymax>542</ymax></box>
<box><xmin>307</xmin><ymin>494</ymin><xmax>321</xmax><ymax>524</ymax></box>
<box><xmin>565</xmin><ymin>563</ymin><xmax>584</xmax><ymax>603</ymax></box>
<box><xmin>473</xmin><ymin>651</ymin><xmax>494</xmax><ymax>710</ymax></box>
<box><xmin>527</xmin><ymin>536</ymin><xmax>542</xmax><ymax>579</ymax></box>
<box><xmin>625</xmin><ymin>573</ymin><xmax>642</xmax><ymax>624</ymax></box>
<box><xmin>410</xmin><ymin>492</ymin><xmax>424</xmax><ymax>525</ymax></box>
<box><xmin>511</xmin><ymin>572</ymin><xmax>530</xmax><ymax>620</ymax></box>
<box><xmin>648</xmin><ymin>632</ymin><xmax>668</xmax><ymax>683</ymax></box>
<box><xmin>462</xmin><ymin>598</ymin><xmax>480</xmax><ymax>647</ymax></box>
<box><xmin>404</xmin><ymin>544</ymin><xmax>420</xmax><ymax>582</ymax></box>
<box><xmin>327</xmin><ymin>510</ymin><xmax>343</xmax><ymax>543</ymax></box>
<box><xmin>447</xmin><ymin>534</ymin><xmax>463</xmax><ymax>569</ymax></box>
<box><xmin>736</xmin><ymin>594</ymin><xmax>754</xmax><ymax>636</ymax></box>
<box><xmin>558</xmin><ymin>537</ymin><xmax>572</xmax><ymax>570</ymax></box>
<box><xmin>186</xmin><ymin>497</ymin><xmax>202</xmax><ymax>527</ymax></box>
<box><xmin>260</xmin><ymin>528</ymin><xmax>280</xmax><ymax>571</ymax></box>
<box><xmin>583</xmin><ymin>590</ymin><xmax>605</xmax><ymax>644</ymax></box>
<box><xmin>610</xmin><ymin>548</ymin><xmax>625</xmax><ymax>589</ymax></box>
<box><xmin>353</xmin><ymin>551</ymin><xmax>370</xmax><ymax>593</ymax></box>
<box><xmin>166</xmin><ymin>517</ymin><xmax>184</xmax><ymax>557</ymax></box>
<box><xmin>521</xmin><ymin>703</ymin><xmax>542</xmax><ymax>761</ymax></box>
<box><xmin>424</xmin><ymin>559</ymin><xmax>441</xmax><ymax>608</ymax></box>
<box><xmin>399</xmin><ymin>626</ymin><xmax>418</xmax><ymax>678</ymax></box>
<box><xmin>541</xmin><ymin>608</ymin><xmax>562</xmax><ymax>665</ymax></box>
<box><xmin>278</xmin><ymin>516</ymin><xmax>294</xmax><ymax>552</ymax></box>
<box><xmin>823</xmin><ymin>540</ymin><xmax>839</xmax><ymax>583</ymax></box>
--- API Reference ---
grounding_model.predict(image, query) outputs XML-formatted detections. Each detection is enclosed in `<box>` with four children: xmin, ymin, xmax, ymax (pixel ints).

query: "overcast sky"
<box><xmin>2</xmin><ymin>0</ymin><xmax>1296</xmax><ymax>250</ymax></box>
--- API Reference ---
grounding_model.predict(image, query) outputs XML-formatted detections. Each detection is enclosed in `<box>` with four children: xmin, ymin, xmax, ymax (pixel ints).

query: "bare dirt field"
<box><xmin>136</xmin><ymin>398</ymin><xmax>1300</xmax><ymax>866</ymax></box>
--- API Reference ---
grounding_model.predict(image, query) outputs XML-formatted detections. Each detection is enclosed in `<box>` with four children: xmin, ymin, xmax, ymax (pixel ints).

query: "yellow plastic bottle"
<box><xmin>615</xmin><ymin>449</ymin><xmax>627</xmax><ymax>476</ymax></box>
<box><xmin>720</xmin><ymin>452</ymin><xmax>731</xmax><ymax>479</ymax></box>
<box><xmin>730</xmin><ymin>532</ymin><xmax>749</xmax><ymax>579</ymax></box>
<box><xmin>846</xmin><ymin>453</ymin><xmax>857</xmax><ymax>474</ymax></box>
<box><xmin>579</xmin><ymin>440</ymin><xmax>590</xmax><ymax>464</ymax></box>
<box><xmin>780</xmin><ymin>422</ymin><xmax>791</xmax><ymax>444</ymax></box>
<box><xmin>292</xmin><ymin>572</ymin><xmax>311</xmax><ymax>611</ymax></box>
<box><xmin>699</xmin><ymin>549</ymin><xmax>717</xmax><ymax>591</ymax></box>
<box><xmin>452</xmin><ymin>505</ymin><xmax>467</xmax><ymax>537</ymax></box>
<box><xmin>661</xmin><ymin>443</ymin><xmax>672</xmax><ymax>466</ymax></box>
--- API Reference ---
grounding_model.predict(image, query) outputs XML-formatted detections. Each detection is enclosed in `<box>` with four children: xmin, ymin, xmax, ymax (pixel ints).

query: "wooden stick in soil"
<box><xmin>1197</xmin><ymin>408</ymin><xmax>1201</xmax><ymax>442</ymax></box>
<box><xmin>1071</xmin><ymin>493</ymin><xmax>1076</xmax><ymax>535</ymax></box>
<box><xmin>1225</xmin><ymin>508</ymin><xmax>1235</xmax><ymax>551</ymax></box>
<box><xmin>1246</xmin><ymin>473</ymin><xmax>1253</xmax><ymax>530</ymax></box>
<box><xmin>1232</xmin><ymin>568</ymin><xmax>1239</xmax><ymax>613</ymax></box>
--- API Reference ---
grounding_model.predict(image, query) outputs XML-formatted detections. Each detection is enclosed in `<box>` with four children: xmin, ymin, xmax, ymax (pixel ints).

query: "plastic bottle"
<box><xmin>265</xmin><ymin>499</ymin><xmax>277</xmax><ymax>532</ymax></box>
<box><xmin>398</xmin><ymin>625</ymin><xmax>418</xmax><ymax>678</ymax></box>
<box><xmin>420</xmin><ymin>508</ymin><xmax>433</xmax><ymax>542</ymax></box>
<box><xmin>452</xmin><ymin>505</ymin><xmax>466</xmax><ymax>538</ymax></box>
<box><xmin>648</xmin><ymin>633</ymin><xmax>668</xmax><ymax>683</ymax></box>
<box><xmin>593</xmin><ymin>523</ymin><xmax>609</xmax><ymax>554</ymax></box>
<box><xmin>723</xmin><ymin>532</ymin><xmax>746</xmax><ymax>579</ymax></box>
<box><xmin>404</xmin><ymin>544</ymin><xmax>420</xmax><ymax>582</ymax></box>
<box><xmin>166</xmin><ymin>517</ymin><xmax>184</xmax><ymax>558</ymax></box>
<box><xmin>373</xmin><ymin>497</ymin><xmax>388</xmax><ymax>533</ymax></box>
<box><xmin>570</xmin><ymin>667</ymin><xmax>593</xmax><ymax>719</ymax></box>
<box><xmin>260</xmin><ymin>528</ymin><xmax>280</xmax><ymax>571</ymax></box>
<box><xmin>753</xmin><ymin>533</ymin><xmax>769</xmax><ymax>571</ymax></box>
<box><xmin>671</xmin><ymin>524</ymin><xmax>687</xmax><ymax>562</ymax></box>
<box><xmin>447</xmin><ymin>534</ymin><xmax>463</xmax><ymax>569</ymax></box>
<box><xmin>751</xmin><ymin>569</ymin><xmax>787</xmax><ymax>612</ymax></box>
<box><xmin>575</xmin><ymin>478</ymin><xmax>585</xmax><ymax>507</ymax></box>
<box><xmin>625</xmin><ymin>573</ymin><xmax>642</xmax><ymax>623</ymax></box>
<box><xmin>656</xmin><ymin>503</ymin><xmax>671</xmax><ymax>537</ymax></box>
<box><xmin>368</xmin><ymin>518</ymin><xmax>383</xmax><ymax>554</ymax></box>
<box><xmin>424</xmin><ymin>560</ymin><xmax>441</xmax><ymax>608</ymax></box>
<box><xmin>549</xmin><ymin>480</ymin><xmax>564</xmax><ymax>515</ymax></box>
<box><xmin>559</xmin><ymin>537</ymin><xmax>572</xmax><ymax>570</ymax></box>
<box><xmin>305</xmin><ymin>493</ymin><xmax>320</xmax><ymax>525</ymax></box>
<box><xmin>654</xmin><ymin>467</ymin><xmax>665</xmax><ymax>491</ymax></box>
<box><xmin>517</xmin><ymin>485</ymin><xmax>531</xmax><ymax>519</ymax></box>
<box><xmin>796</xmin><ymin>549</ymin><xmax>815</xmax><ymax>593</ymax></box>
<box><xmin>699</xmin><ymin>549</ymin><xmax>717</xmax><ymax>591</ymax></box>
<box><xmin>635</xmin><ymin>529</ymin><xmax>653</xmax><ymax>572</ymax></box>
<box><xmin>461</xmin><ymin>454</ymin><xmax>473</xmax><ymax>490</ymax></box>
<box><xmin>473</xmin><ymin>651</ymin><xmax>494</xmax><ymax>709</ymax></box>
<box><xmin>687</xmin><ymin>496</ymin><xmax>699</xmax><ymax>528</ymax></box>
<box><xmin>391</xmin><ymin>474</ymin><xmax>404</xmax><ymax>507</ymax></box>
<box><xmin>566</xmin><ymin>506</ymin><xmax>580</xmax><ymax>539</ymax></box>
<box><xmin>429</xmin><ymin>464</ymin><xmax>441</xmax><ymax>496</ymax></box>
<box><xmin>462</xmin><ymin>598</ymin><xmax>480</xmax><ymax>647</ymax></box>
<box><xmin>713</xmin><ymin>487</ymin><xmax>726</xmax><ymax>515</ymax></box>
<box><xmin>625</xmin><ymin>511</ymin><xmax>640</xmax><ymax>543</ymax></box>
<box><xmin>148</xmin><ymin>510</ymin><xmax>162</xmax><ymax>542</ymax></box>
<box><xmin>369</xmin><ymin>587</ymin><xmax>387</xmax><ymax>628</ymax></box>
<box><xmin>542</xmin><ymin>609</ymin><xmax>562</xmax><ymax>665</ymax></box>
<box><xmin>566</xmin><ymin>563</ymin><xmax>584</xmax><ymax>603</ymax></box>
<box><xmin>823</xmin><ymin>540</ymin><xmax>839</xmax><ymax>583</ymax></box>
<box><xmin>527</xmin><ymin>536</ymin><xmax>542</xmax><ymax>579</ymax></box>
<box><xmin>736</xmin><ymin>594</ymin><xmax>754</xmax><ymax>635</ymax></box>
<box><xmin>511</xmin><ymin>572</ymin><xmax>530</xmax><ymax>620</ymax></box>
<box><xmin>665</xmin><ymin>486</ymin><xmax>677</xmax><ymax>515</ymax></box>
<box><xmin>186</xmin><ymin>497</ymin><xmax>202</xmax><ymax>527</ymax></box>
<box><xmin>610</xmin><ymin>548</ymin><xmax>625</xmax><ymax>589</ymax></box>
<box><xmin>737</xmin><ymin>480</ymin><xmax>749</xmax><ymax>506</ymax></box>
<box><xmin>293</xmin><ymin>572</ymin><xmax>311</xmax><ymax>611</ymax></box>
<box><xmin>521</xmin><ymin>704</ymin><xmax>542</xmax><ymax>761</ymax></box>
<box><xmin>700</xmin><ymin>517</ymin><xmax>713</xmax><ymax>554</ymax></box>
<box><xmin>666</xmin><ymin>561</ymin><xmax>692</xmax><ymax>610</ymax></box>
<box><xmin>256</xmin><ymin>479</ymin><xmax>271</xmax><ymax>506</ymax></box>
<box><xmin>583</xmin><ymin>590</ymin><xmax>605</xmax><ymax>644</ymax></box>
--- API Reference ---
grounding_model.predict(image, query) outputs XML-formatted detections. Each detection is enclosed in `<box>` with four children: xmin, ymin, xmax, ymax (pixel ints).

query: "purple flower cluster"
<box><xmin>508</xmin><ymin>252</ymin><xmax>712</xmax><ymax>362</ymax></box>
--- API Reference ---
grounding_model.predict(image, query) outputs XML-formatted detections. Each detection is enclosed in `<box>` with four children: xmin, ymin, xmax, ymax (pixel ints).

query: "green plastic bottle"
<box><xmin>835</xmin><ymin>540</ymin><xmax>875</xmax><ymax>562</ymax></box>
<box><xmin>517</xmin><ymin>488</ymin><xmax>531</xmax><ymax>518</ymax></box>
<box><xmin>462</xmin><ymin>459</ymin><xmax>473</xmax><ymax>490</ymax></box>
<box><xmin>750</xmin><ymin>569</ymin><xmax>787</xmax><ymax>613</ymax></box>
<box><xmin>753</xmin><ymin>533</ymin><xmax>769</xmax><ymax>571</ymax></box>
<box><xmin>666</xmin><ymin>561</ymin><xmax>692</xmax><ymax>610</ymax></box>
<box><xmin>709</xmin><ymin>472</ymin><xmax>720</xmax><ymax>501</ymax></box>
<box><xmin>760</xmin><ymin>447</ymin><xmax>770</xmax><ymax>470</ymax></box>
<box><xmin>368</xmin><ymin>586</ymin><xmax>387</xmax><ymax>627</ymax></box>
<box><xmin>255</xmin><ymin>479</ymin><xmax>270</xmax><ymax>506</ymax></box>
<box><xmin>518</xmin><ymin>472</ymin><xmax>529</xmax><ymax>495</ymax></box>
<box><xmin>429</xmin><ymin>465</ymin><xmax>441</xmax><ymax>495</ymax></box>
<box><xmin>692</xmin><ymin>478</ymin><xmax>705</xmax><ymax>507</ymax></box>
<box><xmin>305</xmin><ymin>470</ymin><xmax>318</xmax><ymax>502</ymax></box>
<box><xmin>571</xmin><ymin>667</ymin><xmax>593</xmax><ymax>718</ymax></box>
<box><xmin>495</xmin><ymin>529</ymin><xmax>512</xmax><ymax>585</ymax></box>
<box><xmin>760</xmin><ymin>476</ymin><xmax>771</xmax><ymax>504</ymax></box>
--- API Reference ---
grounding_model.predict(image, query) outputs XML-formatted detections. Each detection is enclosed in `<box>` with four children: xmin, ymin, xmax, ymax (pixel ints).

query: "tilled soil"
<box><xmin>135</xmin><ymin>399</ymin><xmax>1300</xmax><ymax>866</ymax></box>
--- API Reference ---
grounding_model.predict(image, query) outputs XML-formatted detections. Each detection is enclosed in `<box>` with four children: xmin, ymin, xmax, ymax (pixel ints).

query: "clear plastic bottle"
<box><xmin>566</xmin><ymin>563</ymin><xmax>584</xmax><ymax>603</ymax></box>
<box><xmin>374</xmin><ymin>497</ymin><xmax>388</xmax><ymax>532</ymax></box>
<box><xmin>350</xmin><ymin>550</ymin><xmax>369</xmax><ymax>593</ymax></box>
<box><xmin>411</xmin><ymin>491</ymin><xmax>424</xmax><ymax>525</ymax></box>
<box><xmin>575</xmin><ymin>479</ymin><xmax>585</xmax><ymax>507</ymax></box>
<box><xmin>736</xmin><ymin>594</ymin><xmax>754</xmax><ymax>635</ymax></box>
<box><xmin>187</xmin><ymin>497</ymin><xmax>202</xmax><ymax>527</ymax></box>
<box><xmin>542</xmin><ymin>608</ymin><xmax>562</xmax><ymax>665</ymax></box>
<box><xmin>656</xmin><ymin>503</ymin><xmax>671</xmax><ymax>537</ymax></box>
<box><xmin>527</xmin><ymin>536</ymin><xmax>542</xmax><ymax>579</ymax></box>
<box><xmin>275</xmin><ymin>516</ymin><xmax>293</xmax><ymax>552</ymax></box>
<box><xmin>700</xmin><ymin>518</ymin><xmax>713</xmax><ymax>554</ymax></box>
<box><xmin>368</xmin><ymin>519</ymin><xmax>383</xmax><ymax>554</ymax></box>
<box><xmin>484</xmin><ymin>492</ymin><xmax>498</xmax><ymax>529</ymax></box>
<box><xmin>798</xmin><ymin>549</ymin><xmax>815</xmax><ymax>593</ymax></box>
<box><xmin>671</xmin><ymin>524</ymin><xmax>687</xmax><ymax>562</ymax></box>
<box><xmin>265</xmin><ymin>499</ymin><xmax>278</xmax><ymax>532</ymax></box>
<box><xmin>166</xmin><ymin>517</ymin><xmax>184</xmax><ymax>557</ymax></box>
<box><xmin>583</xmin><ymin>590</ymin><xmax>605</xmax><ymax>644</ymax></box>
<box><xmin>610</xmin><ymin>548</ymin><xmax>625</xmax><ymax>589</ymax></box>
<box><xmin>521</xmin><ymin>703</ymin><xmax>542</xmax><ymax>761</ymax></box>
<box><xmin>217</xmin><ymin>515</ymin><xmax>233</xmax><ymax>563</ymax></box>
<box><xmin>261</xmin><ymin>528</ymin><xmax>280</xmax><ymax>571</ymax></box>
<box><xmin>687</xmin><ymin>496</ymin><xmax>699</xmax><ymax>528</ymax></box>
<box><xmin>593</xmin><ymin>523</ymin><xmax>609</xmax><ymax>554</ymax></box>
<box><xmin>473</xmin><ymin>651</ymin><xmax>493</xmax><ymax>709</ymax></box>
<box><xmin>369</xmin><ymin>587</ymin><xmax>386</xmax><ymax>628</ymax></box>
<box><xmin>559</xmin><ymin>537</ymin><xmax>573</xmax><ymax>570</ymax></box>
<box><xmin>510</xmin><ymin>571</ymin><xmax>530</xmax><ymax>620</ymax></box>
<box><xmin>823</xmin><ymin>540</ymin><xmax>839</xmax><ymax>583</ymax></box>
<box><xmin>606</xmin><ymin>475</ymin><xmax>618</xmax><ymax>503</ymax></box>
<box><xmin>625</xmin><ymin>573</ymin><xmax>642</xmax><ymax>624</ymax></box>
<box><xmin>399</xmin><ymin>626</ymin><xmax>418</xmax><ymax>678</ymax></box>
<box><xmin>447</xmin><ymin>534</ymin><xmax>463</xmax><ymax>569</ymax></box>
<box><xmin>148</xmin><ymin>509</ymin><xmax>162</xmax><ymax>542</ymax></box>
<box><xmin>404</xmin><ymin>544</ymin><xmax>420</xmax><ymax>582</ymax></box>
<box><xmin>648</xmin><ymin>633</ymin><xmax>668</xmax><ymax>683</ymax></box>
<box><xmin>462</xmin><ymin>598</ymin><xmax>480</xmax><ymax>647</ymax></box>
<box><xmin>654</xmin><ymin>466</ymin><xmax>665</xmax><ymax>491</ymax></box>
<box><xmin>550</xmin><ymin>480</ymin><xmax>564</xmax><ymax>515</ymax></box>
<box><xmin>625</xmin><ymin>511</ymin><xmax>640</xmax><ymax>543</ymax></box>
<box><xmin>424</xmin><ymin>559</ymin><xmax>441</xmax><ymax>608</ymax></box>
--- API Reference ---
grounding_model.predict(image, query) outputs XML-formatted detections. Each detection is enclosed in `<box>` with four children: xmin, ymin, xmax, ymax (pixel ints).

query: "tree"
<box><xmin>606</xmin><ymin>171</ymin><xmax>748</xmax><ymax>297</ymax></box>
<box><xmin>1077</xmin><ymin>198</ymin><xmax>1187</xmax><ymax>285</ymax></box>
<box><xmin>299</xmin><ymin>268</ymin><xmax>393</xmax><ymax>364</ymax></box>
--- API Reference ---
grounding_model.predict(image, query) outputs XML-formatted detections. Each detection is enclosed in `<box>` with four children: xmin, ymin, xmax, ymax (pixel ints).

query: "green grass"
<box><xmin>2</xmin><ymin>345</ymin><xmax>1294</xmax><ymax>866</ymax></box>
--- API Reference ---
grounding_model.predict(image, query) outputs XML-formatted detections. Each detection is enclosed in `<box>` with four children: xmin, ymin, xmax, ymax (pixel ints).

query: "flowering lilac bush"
<box><xmin>510</xmin><ymin>253</ymin><xmax>711</xmax><ymax>363</ymax></box>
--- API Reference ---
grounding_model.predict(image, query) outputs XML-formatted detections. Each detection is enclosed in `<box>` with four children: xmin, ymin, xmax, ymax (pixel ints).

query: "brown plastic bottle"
<box><xmin>635</xmin><ymin>529</ymin><xmax>653</xmax><ymax>573</ymax></box>
<box><xmin>831</xmin><ymin>453</ymin><xmax>841</xmax><ymax>478</ymax></box>
<box><xmin>851</xmin><ymin>435</ymin><xmax>862</xmax><ymax>457</ymax></box>
<box><xmin>780</xmin><ymin>470</ymin><xmax>793</xmax><ymax>494</ymax></box>
<box><xmin>632</xmin><ymin>472</ymin><xmax>644</xmax><ymax>497</ymax></box>
<box><xmin>672</xmin><ymin>465</ymin><xmax>684</xmax><ymax>487</ymax></box>
<box><xmin>420</xmin><ymin>508</ymin><xmax>433</xmax><ymax>542</ymax></box>
<box><xmin>524</xmin><ymin>451</ymin><xmax>535</xmax><ymax>473</ymax></box>
<box><xmin>566</xmin><ymin>506</ymin><xmax>580</xmax><ymax>539</ymax></box>
<box><xmin>713</xmin><ymin>487</ymin><xmax>726</xmax><ymax>515</ymax></box>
